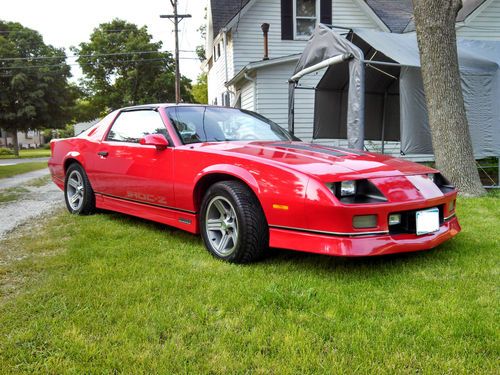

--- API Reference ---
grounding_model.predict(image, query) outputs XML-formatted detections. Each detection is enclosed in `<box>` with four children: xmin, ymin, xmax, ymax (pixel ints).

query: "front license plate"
<box><xmin>416</xmin><ymin>208</ymin><xmax>440</xmax><ymax>235</ymax></box>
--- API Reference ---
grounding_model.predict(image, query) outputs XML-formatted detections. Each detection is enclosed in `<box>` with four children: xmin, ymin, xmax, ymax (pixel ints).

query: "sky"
<box><xmin>2</xmin><ymin>0</ymin><xmax>207</xmax><ymax>82</ymax></box>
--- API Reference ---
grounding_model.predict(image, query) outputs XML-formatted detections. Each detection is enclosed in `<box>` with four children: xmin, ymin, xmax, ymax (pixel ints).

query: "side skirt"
<box><xmin>95</xmin><ymin>193</ymin><xmax>199</xmax><ymax>234</ymax></box>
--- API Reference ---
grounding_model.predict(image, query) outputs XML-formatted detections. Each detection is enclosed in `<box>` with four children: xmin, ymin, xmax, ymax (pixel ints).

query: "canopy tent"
<box><xmin>288</xmin><ymin>24</ymin><xmax>500</xmax><ymax>157</ymax></box>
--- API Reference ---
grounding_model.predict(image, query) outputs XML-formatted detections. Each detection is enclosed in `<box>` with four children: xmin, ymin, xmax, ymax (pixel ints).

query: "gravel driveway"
<box><xmin>0</xmin><ymin>168</ymin><xmax>64</xmax><ymax>240</ymax></box>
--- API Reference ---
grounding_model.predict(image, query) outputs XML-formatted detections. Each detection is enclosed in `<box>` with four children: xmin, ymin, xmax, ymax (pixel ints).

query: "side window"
<box><xmin>167</xmin><ymin>107</ymin><xmax>207</xmax><ymax>144</ymax></box>
<box><xmin>106</xmin><ymin>110</ymin><xmax>169</xmax><ymax>143</ymax></box>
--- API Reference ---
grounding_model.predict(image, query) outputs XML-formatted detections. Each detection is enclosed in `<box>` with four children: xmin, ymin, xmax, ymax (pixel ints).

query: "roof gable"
<box><xmin>364</xmin><ymin>0</ymin><xmax>488</xmax><ymax>33</ymax></box>
<box><xmin>211</xmin><ymin>0</ymin><xmax>251</xmax><ymax>35</ymax></box>
<box><xmin>364</xmin><ymin>0</ymin><xmax>414</xmax><ymax>33</ymax></box>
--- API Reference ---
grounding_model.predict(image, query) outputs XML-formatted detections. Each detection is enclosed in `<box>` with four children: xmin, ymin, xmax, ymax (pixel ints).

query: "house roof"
<box><xmin>364</xmin><ymin>0</ymin><xmax>414</xmax><ymax>33</ymax></box>
<box><xmin>210</xmin><ymin>0</ymin><xmax>489</xmax><ymax>38</ymax></box>
<box><xmin>226</xmin><ymin>54</ymin><xmax>301</xmax><ymax>87</ymax></box>
<box><xmin>403</xmin><ymin>0</ymin><xmax>488</xmax><ymax>32</ymax></box>
<box><xmin>211</xmin><ymin>0</ymin><xmax>250</xmax><ymax>35</ymax></box>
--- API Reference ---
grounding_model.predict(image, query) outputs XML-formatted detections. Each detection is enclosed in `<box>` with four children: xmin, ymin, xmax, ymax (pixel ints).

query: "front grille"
<box><xmin>389</xmin><ymin>205</ymin><xmax>444</xmax><ymax>235</ymax></box>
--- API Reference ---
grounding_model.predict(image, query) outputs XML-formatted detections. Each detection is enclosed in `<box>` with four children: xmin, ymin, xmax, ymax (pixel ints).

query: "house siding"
<box><xmin>231</xmin><ymin>0</ymin><xmax>380</xmax><ymax>74</ymax></box>
<box><xmin>456</xmin><ymin>0</ymin><xmax>500</xmax><ymax>40</ymax></box>
<box><xmin>207</xmin><ymin>33</ymin><xmax>235</xmax><ymax>105</ymax></box>
<box><xmin>240</xmin><ymin>79</ymin><xmax>255</xmax><ymax>111</ymax></box>
<box><xmin>255</xmin><ymin>62</ymin><xmax>296</xmax><ymax>128</ymax></box>
<box><xmin>253</xmin><ymin>61</ymin><xmax>324</xmax><ymax>140</ymax></box>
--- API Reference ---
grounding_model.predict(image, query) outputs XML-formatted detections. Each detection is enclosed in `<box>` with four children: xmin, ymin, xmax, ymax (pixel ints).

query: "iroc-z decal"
<box><xmin>126</xmin><ymin>191</ymin><xmax>168</xmax><ymax>205</ymax></box>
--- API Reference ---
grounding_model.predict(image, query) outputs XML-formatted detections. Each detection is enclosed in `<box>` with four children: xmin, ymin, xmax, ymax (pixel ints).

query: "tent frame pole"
<box><xmin>290</xmin><ymin>53</ymin><xmax>353</xmax><ymax>82</ymax></box>
<box><xmin>381</xmin><ymin>90</ymin><xmax>388</xmax><ymax>154</ymax></box>
<box><xmin>361</xmin><ymin>60</ymin><xmax>402</xmax><ymax>68</ymax></box>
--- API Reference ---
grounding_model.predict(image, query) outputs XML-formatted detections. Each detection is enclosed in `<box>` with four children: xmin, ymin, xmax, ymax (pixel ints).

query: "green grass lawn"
<box><xmin>0</xmin><ymin>162</ymin><xmax>48</xmax><ymax>179</ymax></box>
<box><xmin>0</xmin><ymin>193</ymin><xmax>498</xmax><ymax>373</ymax></box>
<box><xmin>0</xmin><ymin>148</ymin><xmax>51</xmax><ymax>159</ymax></box>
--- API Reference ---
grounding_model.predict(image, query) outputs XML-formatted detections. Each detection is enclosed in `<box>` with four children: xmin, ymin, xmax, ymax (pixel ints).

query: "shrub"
<box><xmin>0</xmin><ymin>147</ymin><xmax>14</xmax><ymax>156</ymax></box>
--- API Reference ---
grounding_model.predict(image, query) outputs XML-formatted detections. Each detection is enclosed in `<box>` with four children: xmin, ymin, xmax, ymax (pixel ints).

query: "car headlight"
<box><xmin>427</xmin><ymin>173</ymin><xmax>455</xmax><ymax>193</ymax></box>
<box><xmin>325</xmin><ymin>180</ymin><xmax>356</xmax><ymax>196</ymax></box>
<box><xmin>340</xmin><ymin>180</ymin><xmax>356</xmax><ymax>196</ymax></box>
<box><xmin>325</xmin><ymin>179</ymin><xmax>387</xmax><ymax>204</ymax></box>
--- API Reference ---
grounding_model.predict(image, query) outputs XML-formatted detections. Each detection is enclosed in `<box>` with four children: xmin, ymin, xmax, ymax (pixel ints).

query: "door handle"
<box><xmin>97</xmin><ymin>151</ymin><xmax>109</xmax><ymax>157</ymax></box>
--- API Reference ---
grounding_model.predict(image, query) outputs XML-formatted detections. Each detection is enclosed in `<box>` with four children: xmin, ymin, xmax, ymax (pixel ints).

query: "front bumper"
<box><xmin>269</xmin><ymin>216</ymin><xmax>461</xmax><ymax>257</ymax></box>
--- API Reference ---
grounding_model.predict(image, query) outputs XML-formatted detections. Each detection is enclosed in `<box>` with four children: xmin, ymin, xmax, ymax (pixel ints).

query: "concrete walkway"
<box><xmin>0</xmin><ymin>157</ymin><xmax>49</xmax><ymax>166</ymax></box>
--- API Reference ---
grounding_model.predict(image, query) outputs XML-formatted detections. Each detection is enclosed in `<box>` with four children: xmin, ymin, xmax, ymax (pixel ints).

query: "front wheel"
<box><xmin>200</xmin><ymin>181</ymin><xmax>268</xmax><ymax>263</ymax></box>
<box><xmin>64</xmin><ymin>163</ymin><xmax>96</xmax><ymax>215</ymax></box>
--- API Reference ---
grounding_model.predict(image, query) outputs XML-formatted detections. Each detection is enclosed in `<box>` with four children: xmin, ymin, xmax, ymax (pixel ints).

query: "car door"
<box><xmin>89</xmin><ymin>109</ymin><xmax>175</xmax><ymax>208</ymax></box>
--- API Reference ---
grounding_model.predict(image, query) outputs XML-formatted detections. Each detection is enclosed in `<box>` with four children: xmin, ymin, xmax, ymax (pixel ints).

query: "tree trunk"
<box><xmin>12</xmin><ymin>129</ymin><xmax>19</xmax><ymax>157</ymax></box>
<box><xmin>412</xmin><ymin>0</ymin><xmax>485</xmax><ymax>196</ymax></box>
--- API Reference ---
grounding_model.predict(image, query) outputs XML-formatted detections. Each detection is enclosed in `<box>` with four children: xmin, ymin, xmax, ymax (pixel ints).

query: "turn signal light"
<box><xmin>448</xmin><ymin>199</ymin><xmax>455</xmax><ymax>213</ymax></box>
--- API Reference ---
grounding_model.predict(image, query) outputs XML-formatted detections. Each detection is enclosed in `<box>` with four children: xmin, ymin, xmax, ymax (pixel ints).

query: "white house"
<box><xmin>74</xmin><ymin>119</ymin><xmax>100</xmax><ymax>136</ymax></box>
<box><xmin>0</xmin><ymin>129</ymin><xmax>45</xmax><ymax>149</ymax></box>
<box><xmin>205</xmin><ymin>0</ymin><xmax>500</xmax><ymax>149</ymax></box>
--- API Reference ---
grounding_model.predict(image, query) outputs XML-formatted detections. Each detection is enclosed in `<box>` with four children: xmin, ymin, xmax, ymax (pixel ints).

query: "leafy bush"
<box><xmin>0</xmin><ymin>147</ymin><xmax>14</xmax><ymax>156</ymax></box>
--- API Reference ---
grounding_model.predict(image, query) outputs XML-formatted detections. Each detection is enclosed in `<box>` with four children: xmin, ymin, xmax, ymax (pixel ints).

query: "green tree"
<box><xmin>67</xmin><ymin>84</ymin><xmax>102</xmax><ymax>123</ymax></box>
<box><xmin>0</xmin><ymin>21</ymin><xmax>74</xmax><ymax>156</ymax></box>
<box><xmin>192</xmin><ymin>73</ymin><xmax>208</xmax><ymax>104</ymax></box>
<box><xmin>74</xmin><ymin>19</ymin><xmax>193</xmax><ymax>112</ymax></box>
<box><xmin>195</xmin><ymin>7</ymin><xmax>207</xmax><ymax>62</ymax></box>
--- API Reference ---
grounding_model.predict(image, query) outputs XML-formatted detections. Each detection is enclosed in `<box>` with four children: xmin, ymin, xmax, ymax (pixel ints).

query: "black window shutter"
<box><xmin>281</xmin><ymin>0</ymin><xmax>293</xmax><ymax>40</ymax></box>
<box><xmin>320</xmin><ymin>0</ymin><xmax>332</xmax><ymax>25</ymax></box>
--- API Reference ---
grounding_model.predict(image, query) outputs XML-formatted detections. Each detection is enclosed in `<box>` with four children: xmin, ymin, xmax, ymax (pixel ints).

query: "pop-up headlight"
<box><xmin>326</xmin><ymin>180</ymin><xmax>387</xmax><ymax>204</ymax></box>
<box><xmin>340</xmin><ymin>180</ymin><xmax>356</xmax><ymax>196</ymax></box>
<box><xmin>427</xmin><ymin>173</ymin><xmax>455</xmax><ymax>194</ymax></box>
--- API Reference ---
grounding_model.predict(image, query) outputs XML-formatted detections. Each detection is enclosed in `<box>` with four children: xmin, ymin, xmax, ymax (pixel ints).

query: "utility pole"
<box><xmin>160</xmin><ymin>0</ymin><xmax>191</xmax><ymax>104</ymax></box>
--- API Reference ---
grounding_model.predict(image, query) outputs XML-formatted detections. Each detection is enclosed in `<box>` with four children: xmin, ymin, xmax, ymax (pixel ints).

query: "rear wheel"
<box><xmin>64</xmin><ymin>163</ymin><xmax>95</xmax><ymax>215</ymax></box>
<box><xmin>200</xmin><ymin>181</ymin><xmax>268</xmax><ymax>263</ymax></box>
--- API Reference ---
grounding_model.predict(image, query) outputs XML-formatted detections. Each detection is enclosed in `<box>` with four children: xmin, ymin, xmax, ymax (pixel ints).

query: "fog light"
<box><xmin>388</xmin><ymin>213</ymin><xmax>401</xmax><ymax>226</ymax></box>
<box><xmin>448</xmin><ymin>199</ymin><xmax>455</xmax><ymax>212</ymax></box>
<box><xmin>353</xmin><ymin>215</ymin><xmax>377</xmax><ymax>229</ymax></box>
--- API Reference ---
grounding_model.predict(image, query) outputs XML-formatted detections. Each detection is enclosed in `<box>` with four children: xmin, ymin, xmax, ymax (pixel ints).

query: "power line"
<box><xmin>0</xmin><ymin>49</ymin><xmax>197</xmax><ymax>62</ymax></box>
<box><xmin>0</xmin><ymin>56</ymin><xmax>200</xmax><ymax>71</ymax></box>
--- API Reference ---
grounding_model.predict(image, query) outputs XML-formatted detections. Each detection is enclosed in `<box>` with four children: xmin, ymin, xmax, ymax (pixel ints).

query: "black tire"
<box><xmin>200</xmin><ymin>181</ymin><xmax>268</xmax><ymax>263</ymax></box>
<box><xmin>64</xmin><ymin>163</ymin><xmax>96</xmax><ymax>215</ymax></box>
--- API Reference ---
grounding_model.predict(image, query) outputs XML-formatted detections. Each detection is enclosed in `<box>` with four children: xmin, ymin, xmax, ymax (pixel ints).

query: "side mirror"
<box><xmin>139</xmin><ymin>134</ymin><xmax>169</xmax><ymax>151</ymax></box>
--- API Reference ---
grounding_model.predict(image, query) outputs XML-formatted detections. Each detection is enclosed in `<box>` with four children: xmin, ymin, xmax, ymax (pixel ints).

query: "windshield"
<box><xmin>166</xmin><ymin>106</ymin><xmax>296</xmax><ymax>144</ymax></box>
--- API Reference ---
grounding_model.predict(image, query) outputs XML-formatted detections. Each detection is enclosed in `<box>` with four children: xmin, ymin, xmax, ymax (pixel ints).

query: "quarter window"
<box><xmin>294</xmin><ymin>0</ymin><xmax>319</xmax><ymax>39</ymax></box>
<box><xmin>106</xmin><ymin>110</ymin><xmax>169</xmax><ymax>143</ymax></box>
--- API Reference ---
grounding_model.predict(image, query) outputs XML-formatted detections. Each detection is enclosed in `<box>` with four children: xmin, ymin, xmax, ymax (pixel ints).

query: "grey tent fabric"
<box><xmin>289</xmin><ymin>24</ymin><xmax>365</xmax><ymax>150</ymax></box>
<box><xmin>289</xmin><ymin>26</ymin><xmax>500</xmax><ymax>157</ymax></box>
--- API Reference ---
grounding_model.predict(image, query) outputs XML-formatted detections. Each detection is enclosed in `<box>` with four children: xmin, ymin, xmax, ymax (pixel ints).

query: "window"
<box><xmin>294</xmin><ymin>0</ymin><xmax>319</xmax><ymax>39</ymax></box>
<box><xmin>106</xmin><ymin>110</ymin><xmax>169</xmax><ymax>143</ymax></box>
<box><xmin>213</xmin><ymin>41</ymin><xmax>222</xmax><ymax>62</ymax></box>
<box><xmin>166</xmin><ymin>106</ymin><xmax>294</xmax><ymax>145</ymax></box>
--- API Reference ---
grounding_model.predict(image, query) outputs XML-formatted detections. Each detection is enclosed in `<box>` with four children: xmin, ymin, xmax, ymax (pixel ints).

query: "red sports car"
<box><xmin>49</xmin><ymin>104</ymin><xmax>460</xmax><ymax>263</ymax></box>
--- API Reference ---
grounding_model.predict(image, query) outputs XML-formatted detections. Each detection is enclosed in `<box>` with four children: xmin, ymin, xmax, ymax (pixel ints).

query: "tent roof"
<box><xmin>352</xmin><ymin>28</ymin><xmax>500</xmax><ymax>70</ymax></box>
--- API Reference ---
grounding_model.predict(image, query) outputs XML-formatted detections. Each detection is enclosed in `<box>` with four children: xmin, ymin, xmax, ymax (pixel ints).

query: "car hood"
<box><xmin>195</xmin><ymin>141</ymin><xmax>435</xmax><ymax>181</ymax></box>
